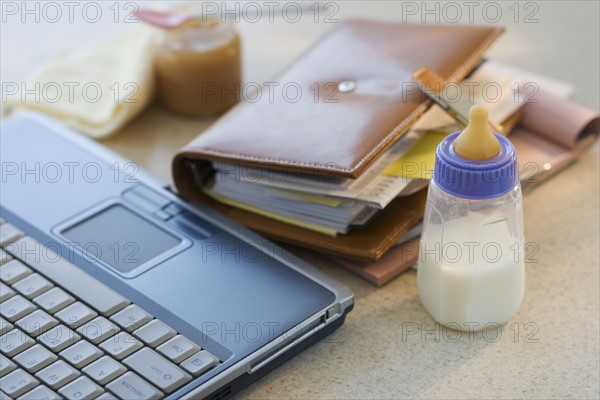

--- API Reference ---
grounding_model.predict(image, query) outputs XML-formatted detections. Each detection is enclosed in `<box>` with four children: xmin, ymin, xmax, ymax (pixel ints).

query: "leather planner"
<box><xmin>172</xmin><ymin>21</ymin><xmax>505</xmax><ymax>261</ymax></box>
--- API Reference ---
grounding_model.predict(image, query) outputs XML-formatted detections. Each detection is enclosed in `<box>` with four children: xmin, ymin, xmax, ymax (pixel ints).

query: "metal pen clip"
<box><xmin>412</xmin><ymin>66</ymin><xmax>504</xmax><ymax>134</ymax></box>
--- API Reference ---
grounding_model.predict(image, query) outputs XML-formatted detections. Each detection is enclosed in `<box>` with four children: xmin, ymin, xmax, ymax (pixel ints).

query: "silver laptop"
<box><xmin>0</xmin><ymin>113</ymin><xmax>354</xmax><ymax>399</ymax></box>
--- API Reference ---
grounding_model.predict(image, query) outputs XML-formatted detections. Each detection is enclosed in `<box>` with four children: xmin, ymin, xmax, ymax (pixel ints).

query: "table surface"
<box><xmin>2</xmin><ymin>2</ymin><xmax>599</xmax><ymax>399</ymax></box>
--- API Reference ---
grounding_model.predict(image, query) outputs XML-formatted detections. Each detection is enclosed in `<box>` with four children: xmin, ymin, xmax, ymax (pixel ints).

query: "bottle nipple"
<box><xmin>453</xmin><ymin>104</ymin><xmax>501</xmax><ymax>160</ymax></box>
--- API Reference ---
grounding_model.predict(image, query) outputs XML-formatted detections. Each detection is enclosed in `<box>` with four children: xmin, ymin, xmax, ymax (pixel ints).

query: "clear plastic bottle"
<box><xmin>417</xmin><ymin>105</ymin><xmax>525</xmax><ymax>331</ymax></box>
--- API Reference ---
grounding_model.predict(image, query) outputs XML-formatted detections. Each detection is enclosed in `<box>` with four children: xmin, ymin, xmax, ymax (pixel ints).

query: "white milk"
<box><xmin>417</xmin><ymin>209</ymin><xmax>525</xmax><ymax>329</ymax></box>
<box><xmin>418</xmin><ymin>259</ymin><xmax>525</xmax><ymax>329</ymax></box>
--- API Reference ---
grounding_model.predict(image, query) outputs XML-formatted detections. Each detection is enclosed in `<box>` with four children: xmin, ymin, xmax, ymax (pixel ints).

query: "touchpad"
<box><xmin>61</xmin><ymin>204</ymin><xmax>187</xmax><ymax>275</ymax></box>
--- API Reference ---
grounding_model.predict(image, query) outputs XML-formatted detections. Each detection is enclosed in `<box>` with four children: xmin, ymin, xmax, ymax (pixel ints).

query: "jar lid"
<box><xmin>433</xmin><ymin>131</ymin><xmax>518</xmax><ymax>199</ymax></box>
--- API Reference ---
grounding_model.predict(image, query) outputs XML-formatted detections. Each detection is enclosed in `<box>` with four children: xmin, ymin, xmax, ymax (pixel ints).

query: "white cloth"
<box><xmin>5</xmin><ymin>25</ymin><xmax>163</xmax><ymax>139</ymax></box>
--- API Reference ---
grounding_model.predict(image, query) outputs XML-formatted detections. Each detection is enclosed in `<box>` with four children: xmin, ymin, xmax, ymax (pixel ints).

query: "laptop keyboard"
<box><xmin>0</xmin><ymin>220</ymin><xmax>221</xmax><ymax>399</ymax></box>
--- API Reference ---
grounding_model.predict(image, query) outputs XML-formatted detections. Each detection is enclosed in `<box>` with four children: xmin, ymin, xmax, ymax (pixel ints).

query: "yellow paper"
<box><xmin>384</xmin><ymin>131</ymin><xmax>447</xmax><ymax>179</ymax></box>
<box><xmin>203</xmin><ymin>189</ymin><xmax>338</xmax><ymax>237</ymax></box>
<box><xmin>273</xmin><ymin>188</ymin><xmax>343</xmax><ymax>207</ymax></box>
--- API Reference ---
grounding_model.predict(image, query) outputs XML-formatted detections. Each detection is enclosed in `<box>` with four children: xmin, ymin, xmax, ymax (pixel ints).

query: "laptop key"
<box><xmin>180</xmin><ymin>350</ymin><xmax>220</xmax><ymax>376</ymax></box>
<box><xmin>12</xmin><ymin>273</ymin><xmax>53</xmax><ymax>299</ymax></box>
<box><xmin>13</xmin><ymin>344</ymin><xmax>57</xmax><ymax>373</ymax></box>
<box><xmin>99</xmin><ymin>332</ymin><xmax>143</xmax><ymax>360</ymax></box>
<box><xmin>133</xmin><ymin>319</ymin><xmax>176</xmax><ymax>347</ymax></box>
<box><xmin>33</xmin><ymin>287</ymin><xmax>75</xmax><ymax>314</ymax></box>
<box><xmin>0</xmin><ymin>354</ymin><xmax>16</xmax><ymax>375</ymax></box>
<box><xmin>0</xmin><ymin>282</ymin><xmax>15</xmax><ymax>302</ymax></box>
<box><xmin>123</xmin><ymin>348</ymin><xmax>192</xmax><ymax>392</ymax></box>
<box><xmin>0</xmin><ymin>224</ymin><xmax>24</xmax><ymax>247</ymax></box>
<box><xmin>82</xmin><ymin>356</ymin><xmax>127</xmax><ymax>385</ymax></box>
<box><xmin>0</xmin><ymin>317</ymin><xmax>13</xmax><ymax>335</ymax></box>
<box><xmin>157</xmin><ymin>335</ymin><xmax>200</xmax><ymax>363</ymax></box>
<box><xmin>16</xmin><ymin>310</ymin><xmax>58</xmax><ymax>336</ymax></box>
<box><xmin>59</xmin><ymin>376</ymin><xmax>103</xmax><ymax>400</ymax></box>
<box><xmin>38</xmin><ymin>324</ymin><xmax>81</xmax><ymax>352</ymax></box>
<box><xmin>1</xmin><ymin>295</ymin><xmax>36</xmax><ymax>322</ymax></box>
<box><xmin>110</xmin><ymin>304</ymin><xmax>153</xmax><ymax>332</ymax></box>
<box><xmin>0</xmin><ymin>249</ymin><xmax>12</xmax><ymax>266</ymax></box>
<box><xmin>0</xmin><ymin>260</ymin><xmax>31</xmax><ymax>285</ymax></box>
<box><xmin>60</xmin><ymin>340</ymin><xmax>103</xmax><ymax>368</ymax></box>
<box><xmin>10</xmin><ymin>237</ymin><xmax>130</xmax><ymax>316</ymax></box>
<box><xmin>0</xmin><ymin>369</ymin><xmax>39</xmax><ymax>397</ymax></box>
<box><xmin>76</xmin><ymin>317</ymin><xmax>120</xmax><ymax>344</ymax></box>
<box><xmin>95</xmin><ymin>392</ymin><xmax>119</xmax><ymax>400</ymax></box>
<box><xmin>0</xmin><ymin>329</ymin><xmax>34</xmax><ymax>357</ymax></box>
<box><xmin>17</xmin><ymin>385</ymin><xmax>60</xmax><ymax>400</ymax></box>
<box><xmin>55</xmin><ymin>302</ymin><xmax>97</xmax><ymax>328</ymax></box>
<box><xmin>35</xmin><ymin>360</ymin><xmax>80</xmax><ymax>389</ymax></box>
<box><xmin>106</xmin><ymin>371</ymin><xmax>163</xmax><ymax>400</ymax></box>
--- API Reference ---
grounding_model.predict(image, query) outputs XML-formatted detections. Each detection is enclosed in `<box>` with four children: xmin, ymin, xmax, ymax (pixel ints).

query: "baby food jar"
<box><xmin>155</xmin><ymin>18</ymin><xmax>242</xmax><ymax>117</ymax></box>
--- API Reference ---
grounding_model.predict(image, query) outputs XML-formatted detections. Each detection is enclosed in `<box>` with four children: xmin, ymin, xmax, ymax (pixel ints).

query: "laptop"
<box><xmin>0</xmin><ymin>113</ymin><xmax>354</xmax><ymax>400</ymax></box>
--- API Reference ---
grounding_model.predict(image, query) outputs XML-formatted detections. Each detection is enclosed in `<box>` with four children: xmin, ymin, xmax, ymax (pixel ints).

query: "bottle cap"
<box><xmin>433</xmin><ymin>106</ymin><xmax>518</xmax><ymax>199</ymax></box>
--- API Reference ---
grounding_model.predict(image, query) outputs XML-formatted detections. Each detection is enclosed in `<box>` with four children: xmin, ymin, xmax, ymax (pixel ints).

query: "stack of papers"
<box><xmin>204</xmin><ymin>133</ymin><xmax>420</xmax><ymax>235</ymax></box>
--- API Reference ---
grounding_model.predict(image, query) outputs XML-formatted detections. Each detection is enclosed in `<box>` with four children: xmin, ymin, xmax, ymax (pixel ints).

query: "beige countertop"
<box><xmin>2</xmin><ymin>2</ymin><xmax>598</xmax><ymax>399</ymax></box>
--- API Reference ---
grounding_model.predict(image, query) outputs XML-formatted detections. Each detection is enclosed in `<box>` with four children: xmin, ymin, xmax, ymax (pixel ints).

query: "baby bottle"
<box><xmin>417</xmin><ymin>104</ymin><xmax>525</xmax><ymax>331</ymax></box>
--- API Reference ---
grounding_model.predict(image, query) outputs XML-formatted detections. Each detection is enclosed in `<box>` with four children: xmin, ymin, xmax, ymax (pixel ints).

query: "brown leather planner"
<box><xmin>335</xmin><ymin>237</ymin><xmax>421</xmax><ymax>286</ymax></box>
<box><xmin>172</xmin><ymin>20</ymin><xmax>504</xmax><ymax>261</ymax></box>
